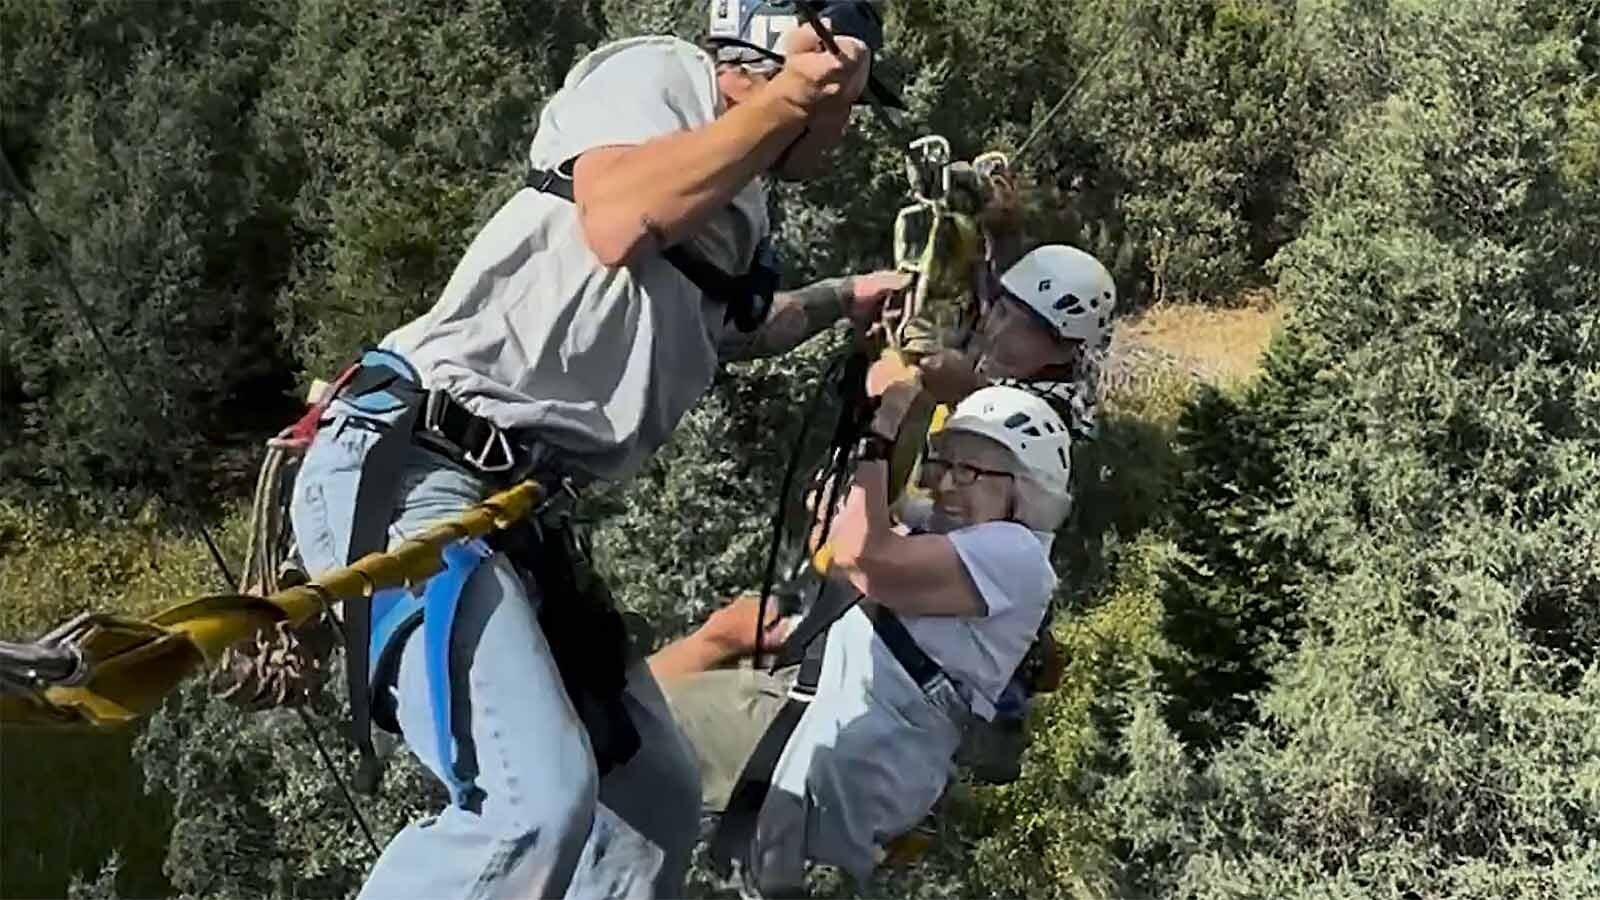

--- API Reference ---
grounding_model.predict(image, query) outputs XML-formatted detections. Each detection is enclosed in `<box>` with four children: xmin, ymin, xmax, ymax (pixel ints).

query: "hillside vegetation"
<box><xmin>2</xmin><ymin>1</ymin><xmax>1596</xmax><ymax>898</ymax></box>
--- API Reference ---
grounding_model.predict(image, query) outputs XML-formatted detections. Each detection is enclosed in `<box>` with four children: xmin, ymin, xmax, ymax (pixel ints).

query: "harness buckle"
<box><xmin>785</xmin><ymin>685</ymin><xmax>817</xmax><ymax>704</ymax></box>
<box><xmin>421</xmin><ymin>390</ymin><xmax>516</xmax><ymax>475</ymax></box>
<box><xmin>464</xmin><ymin>429</ymin><xmax>515</xmax><ymax>474</ymax></box>
<box><xmin>534</xmin><ymin>476</ymin><xmax>580</xmax><ymax>526</ymax></box>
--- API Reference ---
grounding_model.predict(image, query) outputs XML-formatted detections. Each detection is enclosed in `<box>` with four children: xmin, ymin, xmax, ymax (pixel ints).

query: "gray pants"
<box><xmin>659</xmin><ymin>666</ymin><xmax>794</xmax><ymax>811</ymax></box>
<box><xmin>660</xmin><ymin>610</ymin><xmax>967</xmax><ymax>896</ymax></box>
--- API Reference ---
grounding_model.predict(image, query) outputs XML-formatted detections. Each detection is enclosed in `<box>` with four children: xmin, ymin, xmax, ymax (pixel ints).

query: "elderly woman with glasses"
<box><xmin>649</xmin><ymin>385</ymin><xmax>1071</xmax><ymax>897</ymax></box>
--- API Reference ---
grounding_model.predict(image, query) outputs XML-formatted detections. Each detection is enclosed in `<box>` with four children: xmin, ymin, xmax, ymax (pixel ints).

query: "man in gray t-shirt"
<box><xmin>287</xmin><ymin>3</ymin><xmax>904</xmax><ymax>898</ymax></box>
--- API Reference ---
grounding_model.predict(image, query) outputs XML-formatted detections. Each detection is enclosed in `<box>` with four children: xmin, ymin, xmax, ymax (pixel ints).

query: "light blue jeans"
<box><xmin>290</xmin><ymin>399</ymin><xmax>701</xmax><ymax>899</ymax></box>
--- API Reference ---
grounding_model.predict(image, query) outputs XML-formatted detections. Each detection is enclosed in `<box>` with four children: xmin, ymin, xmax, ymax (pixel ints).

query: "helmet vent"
<box><xmin>1057</xmin><ymin>447</ymin><xmax>1069</xmax><ymax>469</ymax></box>
<box><xmin>1004</xmin><ymin>412</ymin><xmax>1031</xmax><ymax>429</ymax></box>
<box><xmin>1053</xmin><ymin>293</ymin><xmax>1085</xmax><ymax>313</ymax></box>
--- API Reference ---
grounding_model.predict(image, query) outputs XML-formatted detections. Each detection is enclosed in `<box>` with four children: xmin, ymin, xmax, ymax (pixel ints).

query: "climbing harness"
<box><xmin>366</xmin><ymin>539</ymin><xmax>494</xmax><ymax>808</ymax></box>
<box><xmin>319</xmin><ymin>347</ymin><xmax>640</xmax><ymax>797</ymax></box>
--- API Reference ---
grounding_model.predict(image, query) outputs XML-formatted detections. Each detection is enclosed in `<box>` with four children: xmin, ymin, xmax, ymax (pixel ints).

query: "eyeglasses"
<box><xmin>921</xmin><ymin>457</ymin><xmax>1014</xmax><ymax>487</ymax></box>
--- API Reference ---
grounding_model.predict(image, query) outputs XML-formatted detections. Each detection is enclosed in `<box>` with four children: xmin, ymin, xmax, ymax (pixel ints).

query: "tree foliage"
<box><xmin>4</xmin><ymin>0</ymin><xmax>1598</xmax><ymax>898</ymax></box>
<box><xmin>1</xmin><ymin>0</ymin><xmax>301</xmax><ymax>498</ymax></box>
<box><xmin>973</xmin><ymin>3</ymin><xmax>1600</xmax><ymax>897</ymax></box>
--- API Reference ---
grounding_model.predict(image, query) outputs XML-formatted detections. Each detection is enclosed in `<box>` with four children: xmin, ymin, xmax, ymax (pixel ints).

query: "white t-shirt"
<box><xmin>896</xmin><ymin>519</ymin><xmax>1056</xmax><ymax>719</ymax></box>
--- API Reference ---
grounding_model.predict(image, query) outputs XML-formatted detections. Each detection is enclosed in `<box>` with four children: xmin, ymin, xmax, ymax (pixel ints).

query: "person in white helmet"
<box><xmin>919</xmin><ymin>242</ymin><xmax>1119</xmax><ymax>440</ymax></box>
<box><xmin>650</xmin><ymin>385</ymin><xmax>1069</xmax><ymax>896</ymax></box>
<box><xmin>881</xmin><ymin>241</ymin><xmax>1116</xmax><ymax>782</ymax></box>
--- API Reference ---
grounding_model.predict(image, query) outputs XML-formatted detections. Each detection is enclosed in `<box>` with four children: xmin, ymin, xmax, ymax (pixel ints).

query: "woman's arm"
<box><xmin>827</xmin><ymin>458</ymin><xmax>987</xmax><ymax>617</ymax></box>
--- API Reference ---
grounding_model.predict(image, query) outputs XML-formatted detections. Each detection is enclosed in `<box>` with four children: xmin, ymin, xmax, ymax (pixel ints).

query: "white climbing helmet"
<box><xmin>706</xmin><ymin>1</ymin><xmax>905</xmax><ymax>108</ymax></box>
<box><xmin>997</xmin><ymin>244</ymin><xmax>1117</xmax><ymax>350</ymax></box>
<box><xmin>942</xmin><ymin>385</ymin><xmax>1073</xmax><ymax>531</ymax></box>
<box><xmin>707</xmin><ymin>0</ymin><xmax>798</xmax><ymax>66</ymax></box>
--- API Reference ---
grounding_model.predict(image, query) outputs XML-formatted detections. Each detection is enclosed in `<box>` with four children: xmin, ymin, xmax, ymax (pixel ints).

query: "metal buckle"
<box><xmin>422</xmin><ymin>390</ymin><xmax>449</xmax><ymax>436</ymax></box>
<box><xmin>422</xmin><ymin>391</ymin><xmax>515</xmax><ymax>474</ymax></box>
<box><xmin>786</xmin><ymin>682</ymin><xmax>818</xmax><ymax>704</ymax></box>
<box><xmin>534</xmin><ymin>476</ymin><xmax>579</xmax><ymax>523</ymax></box>
<box><xmin>464</xmin><ymin>429</ymin><xmax>515</xmax><ymax>474</ymax></box>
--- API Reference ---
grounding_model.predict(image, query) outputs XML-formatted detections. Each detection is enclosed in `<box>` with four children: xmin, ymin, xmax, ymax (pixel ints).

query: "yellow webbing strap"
<box><xmin>0</xmin><ymin>480</ymin><xmax>545</xmax><ymax>730</ymax></box>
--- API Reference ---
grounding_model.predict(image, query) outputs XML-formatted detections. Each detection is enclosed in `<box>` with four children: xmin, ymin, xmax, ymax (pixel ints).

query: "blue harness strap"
<box><xmin>422</xmin><ymin>539</ymin><xmax>492</xmax><ymax>807</ymax></box>
<box><xmin>367</xmin><ymin>538</ymin><xmax>492</xmax><ymax>809</ymax></box>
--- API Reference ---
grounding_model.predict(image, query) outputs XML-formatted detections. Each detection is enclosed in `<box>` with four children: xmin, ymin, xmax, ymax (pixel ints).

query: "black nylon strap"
<box><xmin>342</xmin><ymin>364</ymin><xmax>401</xmax><ymax>399</ymax></box>
<box><xmin>488</xmin><ymin>519</ymin><xmax>642</xmax><ymax>777</ymax></box>
<box><xmin>709</xmin><ymin>629</ymin><xmax>828</xmax><ymax>878</ymax></box>
<box><xmin>772</xmin><ymin>573</ymin><xmax>862</xmax><ymax>671</ymax></box>
<box><xmin>864</xmin><ymin>603</ymin><xmax>943</xmax><ymax>688</ymax></box>
<box><xmin>344</xmin><ymin>398</ymin><xmax>421</xmax><ymax>794</ymax></box>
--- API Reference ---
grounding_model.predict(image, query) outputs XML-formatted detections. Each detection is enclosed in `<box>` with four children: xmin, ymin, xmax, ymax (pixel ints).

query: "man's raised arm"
<box><xmin>573</xmin><ymin>26</ymin><xmax>869</xmax><ymax>266</ymax></box>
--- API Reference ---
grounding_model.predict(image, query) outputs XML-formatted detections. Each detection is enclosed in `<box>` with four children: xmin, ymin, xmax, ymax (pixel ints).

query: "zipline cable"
<box><xmin>0</xmin><ymin>150</ymin><xmax>236</xmax><ymax>586</ymax></box>
<box><xmin>1015</xmin><ymin>13</ymin><xmax>1141</xmax><ymax>162</ymax></box>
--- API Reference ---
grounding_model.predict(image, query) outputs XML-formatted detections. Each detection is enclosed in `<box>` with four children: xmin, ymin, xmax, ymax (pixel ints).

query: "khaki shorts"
<box><xmin>657</xmin><ymin>665</ymin><xmax>797</xmax><ymax>811</ymax></box>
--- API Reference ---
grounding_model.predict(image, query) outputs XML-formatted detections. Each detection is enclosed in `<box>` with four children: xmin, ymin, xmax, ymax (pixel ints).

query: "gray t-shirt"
<box><xmin>384</xmin><ymin>36</ymin><xmax>770</xmax><ymax>482</ymax></box>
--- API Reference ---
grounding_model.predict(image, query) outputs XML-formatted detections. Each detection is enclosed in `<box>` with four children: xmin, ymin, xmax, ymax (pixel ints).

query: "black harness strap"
<box><xmin>524</xmin><ymin>167</ymin><xmax>775</xmax><ymax>332</ymax></box>
<box><xmin>862</xmin><ymin>603</ymin><xmax>943</xmax><ymax>687</ymax></box>
<box><xmin>770</xmin><ymin>572</ymin><xmax>862</xmax><ymax>671</ymax></box>
<box><xmin>707</xmin><ymin>625</ymin><xmax>828</xmax><ymax>877</ymax></box>
<box><xmin>488</xmin><ymin>517</ymin><xmax>642</xmax><ymax>778</ymax></box>
<box><xmin>343</xmin><ymin>382</ymin><xmax>425</xmax><ymax>793</ymax></box>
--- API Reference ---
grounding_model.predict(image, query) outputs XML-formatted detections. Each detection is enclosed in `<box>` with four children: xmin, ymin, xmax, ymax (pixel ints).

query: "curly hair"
<box><xmin>977</xmin><ymin>170</ymin><xmax>1049</xmax><ymax>273</ymax></box>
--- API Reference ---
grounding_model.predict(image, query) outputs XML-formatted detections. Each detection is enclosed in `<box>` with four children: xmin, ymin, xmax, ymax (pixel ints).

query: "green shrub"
<box><xmin>0</xmin><ymin>0</ymin><xmax>301</xmax><ymax>497</ymax></box>
<box><xmin>262</xmin><ymin>0</ymin><xmax>606</xmax><ymax>383</ymax></box>
<box><xmin>1017</xmin><ymin>4</ymin><xmax>1600</xmax><ymax>896</ymax></box>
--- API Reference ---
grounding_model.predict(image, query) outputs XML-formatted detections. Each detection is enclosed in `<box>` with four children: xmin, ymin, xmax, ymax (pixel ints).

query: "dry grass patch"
<box><xmin>1123</xmin><ymin>292</ymin><xmax>1281</xmax><ymax>385</ymax></box>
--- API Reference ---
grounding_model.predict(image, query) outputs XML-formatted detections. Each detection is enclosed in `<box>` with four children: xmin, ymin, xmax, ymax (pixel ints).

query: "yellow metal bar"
<box><xmin>4</xmin><ymin>480</ymin><xmax>544</xmax><ymax>730</ymax></box>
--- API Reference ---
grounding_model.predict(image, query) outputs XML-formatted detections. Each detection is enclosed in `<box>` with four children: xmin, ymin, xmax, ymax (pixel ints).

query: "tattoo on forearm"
<box><xmin>719</xmin><ymin>277</ymin><xmax>850</xmax><ymax>361</ymax></box>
